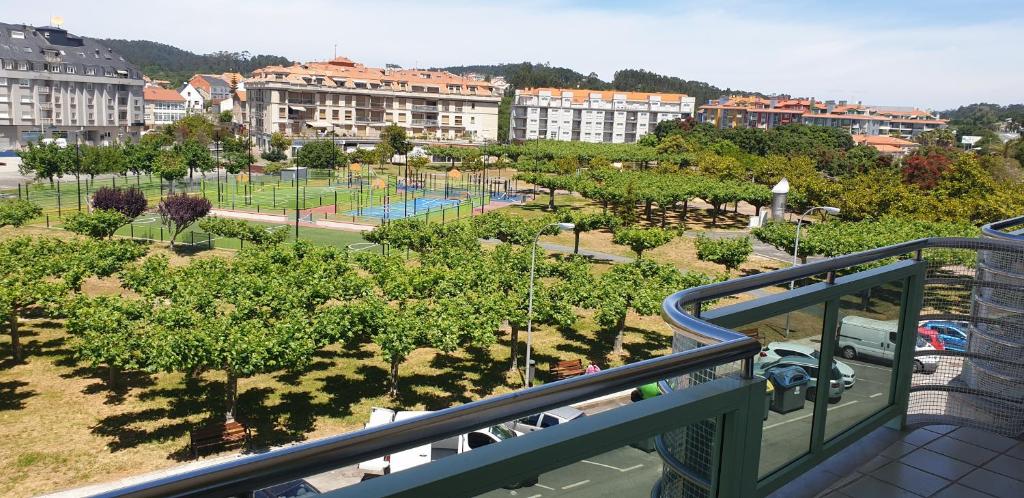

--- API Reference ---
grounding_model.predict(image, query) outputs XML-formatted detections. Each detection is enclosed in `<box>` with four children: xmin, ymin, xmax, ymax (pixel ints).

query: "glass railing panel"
<box><xmin>824</xmin><ymin>279</ymin><xmax>904</xmax><ymax>441</ymax></box>
<box><xmin>726</xmin><ymin>303</ymin><xmax>825</xmax><ymax>478</ymax></box>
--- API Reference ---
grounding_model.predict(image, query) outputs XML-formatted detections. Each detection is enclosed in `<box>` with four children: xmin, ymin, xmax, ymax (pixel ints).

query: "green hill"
<box><xmin>99</xmin><ymin>39</ymin><xmax>291</xmax><ymax>87</ymax></box>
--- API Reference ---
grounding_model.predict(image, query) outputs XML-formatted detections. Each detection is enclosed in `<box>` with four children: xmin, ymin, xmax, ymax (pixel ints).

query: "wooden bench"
<box><xmin>551</xmin><ymin>359</ymin><xmax>585</xmax><ymax>380</ymax></box>
<box><xmin>190</xmin><ymin>420</ymin><xmax>251</xmax><ymax>458</ymax></box>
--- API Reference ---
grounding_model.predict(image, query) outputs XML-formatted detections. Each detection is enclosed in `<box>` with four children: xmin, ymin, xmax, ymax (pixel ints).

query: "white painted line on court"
<box><xmin>535</xmin><ymin>484</ymin><xmax>555</xmax><ymax>490</ymax></box>
<box><xmin>763</xmin><ymin>401</ymin><xmax>859</xmax><ymax>430</ymax></box>
<box><xmin>527</xmin><ymin>494</ymin><xmax>543</xmax><ymax>498</ymax></box>
<box><xmin>619</xmin><ymin>464</ymin><xmax>644</xmax><ymax>472</ymax></box>
<box><xmin>561</xmin><ymin>480</ymin><xmax>590</xmax><ymax>490</ymax></box>
<box><xmin>870</xmin><ymin>392</ymin><xmax>884</xmax><ymax>398</ymax></box>
<box><xmin>582</xmin><ymin>460</ymin><xmax>645</xmax><ymax>473</ymax></box>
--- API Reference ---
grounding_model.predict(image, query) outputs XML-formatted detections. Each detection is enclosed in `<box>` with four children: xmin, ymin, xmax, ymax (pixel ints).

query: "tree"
<box><xmin>198</xmin><ymin>217</ymin><xmax>287</xmax><ymax>245</ymax></box>
<box><xmin>262</xmin><ymin>132</ymin><xmax>290</xmax><ymax>161</ymax></box>
<box><xmin>153</xmin><ymin>150</ymin><xmax>187</xmax><ymax>192</ymax></box>
<box><xmin>176</xmin><ymin>138</ymin><xmax>214</xmax><ymax>180</ymax></box>
<box><xmin>902</xmin><ymin>151</ymin><xmax>953</xmax><ymax>189</ymax></box>
<box><xmin>557</xmin><ymin>209</ymin><xmax>620</xmax><ymax>254</ymax></box>
<box><xmin>695</xmin><ymin>235</ymin><xmax>753</xmax><ymax>274</ymax></box>
<box><xmin>64</xmin><ymin>210</ymin><xmax>130</xmax><ymax>239</ymax></box>
<box><xmin>380</xmin><ymin>123</ymin><xmax>411</xmax><ymax>160</ymax></box>
<box><xmin>92</xmin><ymin>187</ymin><xmax>147</xmax><ymax>219</ymax></box>
<box><xmin>218</xmin><ymin>110</ymin><xmax>233</xmax><ymax>123</ymax></box>
<box><xmin>294</xmin><ymin>139</ymin><xmax>343</xmax><ymax>169</ymax></box>
<box><xmin>17</xmin><ymin>141</ymin><xmax>72</xmax><ymax>184</ymax></box>
<box><xmin>0</xmin><ymin>199</ymin><xmax>41</xmax><ymax>228</ymax></box>
<box><xmin>612</xmin><ymin>227</ymin><xmax>675</xmax><ymax>259</ymax></box>
<box><xmin>590</xmin><ymin>259</ymin><xmax>713</xmax><ymax>354</ymax></box>
<box><xmin>66</xmin><ymin>295</ymin><xmax>152</xmax><ymax>386</ymax></box>
<box><xmin>171</xmin><ymin>114</ymin><xmax>214</xmax><ymax>143</ymax></box>
<box><xmin>122</xmin><ymin>244</ymin><xmax>370</xmax><ymax>419</ymax></box>
<box><xmin>157</xmin><ymin>194</ymin><xmax>211</xmax><ymax>247</ymax></box>
<box><xmin>81</xmin><ymin>145</ymin><xmax>128</xmax><ymax>180</ymax></box>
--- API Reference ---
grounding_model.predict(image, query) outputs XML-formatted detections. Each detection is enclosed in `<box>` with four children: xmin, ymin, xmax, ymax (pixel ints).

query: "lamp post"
<box><xmin>525</xmin><ymin>221</ymin><xmax>575</xmax><ymax>387</ymax></box>
<box><xmin>783</xmin><ymin>206</ymin><xmax>840</xmax><ymax>336</ymax></box>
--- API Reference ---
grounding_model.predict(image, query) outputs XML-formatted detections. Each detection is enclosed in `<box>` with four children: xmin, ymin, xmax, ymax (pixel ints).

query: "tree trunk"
<box><xmin>645</xmin><ymin>201</ymin><xmax>653</xmax><ymax>221</ymax></box>
<box><xmin>613</xmin><ymin>313</ymin><xmax>627</xmax><ymax>355</ymax></box>
<box><xmin>755</xmin><ymin>205</ymin><xmax>762</xmax><ymax>216</ymax></box>
<box><xmin>602</xmin><ymin>201</ymin><xmax>608</xmax><ymax>215</ymax></box>
<box><xmin>548</xmin><ymin>188</ymin><xmax>556</xmax><ymax>211</ymax></box>
<box><xmin>681</xmin><ymin>199</ymin><xmax>689</xmax><ymax>222</ymax></box>
<box><xmin>712</xmin><ymin>204</ymin><xmax>720</xmax><ymax>227</ymax></box>
<box><xmin>225</xmin><ymin>370</ymin><xmax>238</xmax><ymax>422</ymax></box>
<box><xmin>509</xmin><ymin>323</ymin><xmax>520</xmax><ymax>371</ymax></box>
<box><xmin>660</xmin><ymin>206</ymin><xmax>668</xmax><ymax>227</ymax></box>
<box><xmin>389</xmin><ymin>359</ymin><xmax>400</xmax><ymax>398</ymax></box>
<box><xmin>574</xmin><ymin>231</ymin><xmax>581</xmax><ymax>254</ymax></box>
<box><xmin>9</xmin><ymin>310</ymin><xmax>22</xmax><ymax>363</ymax></box>
<box><xmin>108</xmin><ymin>365</ymin><xmax>119</xmax><ymax>387</ymax></box>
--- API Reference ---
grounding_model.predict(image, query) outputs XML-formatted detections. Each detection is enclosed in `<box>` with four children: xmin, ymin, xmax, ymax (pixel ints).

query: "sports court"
<box><xmin>348</xmin><ymin>197</ymin><xmax>462</xmax><ymax>220</ymax></box>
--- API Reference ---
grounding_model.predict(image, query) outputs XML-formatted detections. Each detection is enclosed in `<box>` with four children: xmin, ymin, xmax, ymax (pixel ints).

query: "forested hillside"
<box><xmin>100</xmin><ymin>39</ymin><xmax>291</xmax><ymax>87</ymax></box>
<box><xmin>439</xmin><ymin>62</ymin><xmax>760</xmax><ymax>104</ymax></box>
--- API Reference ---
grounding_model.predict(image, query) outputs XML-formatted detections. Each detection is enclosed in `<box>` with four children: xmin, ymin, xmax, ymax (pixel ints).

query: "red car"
<box><xmin>918</xmin><ymin>327</ymin><xmax>945</xmax><ymax>351</ymax></box>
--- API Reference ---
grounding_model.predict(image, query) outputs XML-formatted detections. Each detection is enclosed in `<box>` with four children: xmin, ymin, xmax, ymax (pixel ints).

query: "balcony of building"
<box><xmin>37</xmin><ymin>86</ymin><xmax>51</xmax><ymax>95</ymax></box>
<box><xmin>81</xmin><ymin>216</ymin><xmax>1024</xmax><ymax>498</ymax></box>
<box><xmin>412</xmin><ymin>104</ymin><xmax>439</xmax><ymax>112</ymax></box>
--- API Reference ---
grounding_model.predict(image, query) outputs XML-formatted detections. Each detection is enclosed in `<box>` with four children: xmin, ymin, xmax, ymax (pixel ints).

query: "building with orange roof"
<box><xmin>851</xmin><ymin>134</ymin><xmax>919</xmax><ymax>157</ymax></box>
<box><xmin>698</xmin><ymin>95</ymin><xmax>947</xmax><ymax>139</ymax></box>
<box><xmin>510</xmin><ymin>88</ymin><xmax>695</xmax><ymax>143</ymax></box>
<box><xmin>143</xmin><ymin>86</ymin><xmax>186</xmax><ymax>128</ymax></box>
<box><xmin>244</xmin><ymin>56</ymin><xmax>501</xmax><ymax>149</ymax></box>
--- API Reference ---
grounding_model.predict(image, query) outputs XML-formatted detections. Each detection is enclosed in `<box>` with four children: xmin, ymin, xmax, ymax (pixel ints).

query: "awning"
<box><xmin>289</xmin><ymin>105</ymin><xmax>306</xmax><ymax>112</ymax></box>
<box><xmin>305</xmin><ymin>121</ymin><xmax>328</xmax><ymax>129</ymax></box>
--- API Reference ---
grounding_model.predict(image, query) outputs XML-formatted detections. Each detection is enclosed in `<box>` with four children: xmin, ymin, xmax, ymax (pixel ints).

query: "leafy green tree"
<box><xmin>80</xmin><ymin>145</ymin><xmax>128</xmax><ymax>180</ymax></box>
<box><xmin>153</xmin><ymin>150</ymin><xmax>187</xmax><ymax>192</ymax></box>
<box><xmin>262</xmin><ymin>132</ymin><xmax>291</xmax><ymax>161</ymax></box>
<box><xmin>294</xmin><ymin>139</ymin><xmax>343</xmax><ymax>169</ymax></box>
<box><xmin>695</xmin><ymin>235</ymin><xmax>753</xmax><ymax>274</ymax></box>
<box><xmin>612</xmin><ymin>226</ymin><xmax>675</xmax><ymax>259</ymax></box>
<box><xmin>380</xmin><ymin>123</ymin><xmax>411</xmax><ymax>160</ymax></box>
<box><xmin>66</xmin><ymin>295</ymin><xmax>152</xmax><ymax>386</ymax></box>
<box><xmin>590</xmin><ymin>260</ymin><xmax>713</xmax><ymax>354</ymax></box>
<box><xmin>17</xmin><ymin>141</ymin><xmax>72</xmax><ymax>184</ymax></box>
<box><xmin>176</xmin><ymin>138</ymin><xmax>214</xmax><ymax>180</ymax></box>
<box><xmin>557</xmin><ymin>209</ymin><xmax>620</xmax><ymax>253</ymax></box>
<box><xmin>198</xmin><ymin>217</ymin><xmax>287</xmax><ymax>245</ymax></box>
<box><xmin>170</xmin><ymin>114</ymin><xmax>214</xmax><ymax>143</ymax></box>
<box><xmin>0</xmin><ymin>199</ymin><xmax>42</xmax><ymax>228</ymax></box>
<box><xmin>218</xmin><ymin>110</ymin><xmax>233</xmax><ymax>123</ymax></box>
<box><xmin>64</xmin><ymin>210</ymin><xmax>130</xmax><ymax>239</ymax></box>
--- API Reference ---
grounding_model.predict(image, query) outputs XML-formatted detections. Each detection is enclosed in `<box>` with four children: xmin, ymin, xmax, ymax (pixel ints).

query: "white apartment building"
<box><xmin>143</xmin><ymin>86</ymin><xmax>185</xmax><ymax>128</ymax></box>
<box><xmin>245</xmin><ymin>57</ymin><xmax>501</xmax><ymax>151</ymax></box>
<box><xmin>0</xmin><ymin>22</ymin><xmax>145</xmax><ymax>150</ymax></box>
<box><xmin>510</xmin><ymin>88</ymin><xmax>696</xmax><ymax>143</ymax></box>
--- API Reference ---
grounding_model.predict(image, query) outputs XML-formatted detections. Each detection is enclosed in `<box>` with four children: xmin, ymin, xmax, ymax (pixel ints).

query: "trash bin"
<box><xmin>767</xmin><ymin>366</ymin><xmax>809</xmax><ymax>414</ymax></box>
<box><xmin>763</xmin><ymin>380</ymin><xmax>774</xmax><ymax>420</ymax></box>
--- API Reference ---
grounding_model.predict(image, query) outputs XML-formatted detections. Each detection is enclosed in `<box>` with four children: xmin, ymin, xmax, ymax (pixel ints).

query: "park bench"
<box><xmin>190</xmin><ymin>420</ymin><xmax>251</xmax><ymax>458</ymax></box>
<box><xmin>551</xmin><ymin>359</ymin><xmax>585</xmax><ymax>380</ymax></box>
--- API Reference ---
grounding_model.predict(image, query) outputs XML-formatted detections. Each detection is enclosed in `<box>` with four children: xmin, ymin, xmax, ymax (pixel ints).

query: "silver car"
<box><xmin>510</xmin><ymin>406</ymin><xmax>586</xmax><ymax>434</ymax></box>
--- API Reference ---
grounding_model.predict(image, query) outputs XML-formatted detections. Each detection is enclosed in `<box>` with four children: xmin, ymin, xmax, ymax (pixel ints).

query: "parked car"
<box><xmin>838</xmin><ymin>316</ymin><xmax>938</xmax><ymax>373</ymax></box>
<box><xmin>358</xmin><ymin>408</ymin><xmax>537</xmax><ymax>488</ymax></box>
<box><xmin>759</xmin><ymin>342</ymin><xmax>857</xmax><ymax>388</ymax></box>
<box><xmin>251</xmin><ymin>479</ymin><xmax>320</xmax><ymax>498</ymax></box>
<box><xmin>754</xmin><ymin>356</ymin><xmax>844</xmax><ymax>403</ymax></box>
<box><xmin>510</xmin><ymin>406</ymin><xmax>585</xmax><ymax>434</ymax></box>
<box><xmin>917</xmin><ymin>327</ymin><xmax>946</xmax><ymax>351</ymax></box>
<box><xmin>919</xmin><ymin>320</ymin><xmax>969</xmax><ymax>352</ymax></box>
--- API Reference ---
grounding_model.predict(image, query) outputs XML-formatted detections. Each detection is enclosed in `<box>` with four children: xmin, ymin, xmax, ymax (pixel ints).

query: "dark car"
<box><xmin>251</xmin><ymin>479</ymin><xmax>320</xmax><ymax>498</ymax></box>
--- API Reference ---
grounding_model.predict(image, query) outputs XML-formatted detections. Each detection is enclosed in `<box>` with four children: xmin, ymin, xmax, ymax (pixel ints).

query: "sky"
<box><xmin>5</xmin><ymin>0</ymin><xmax>1023</xmax><ymax>110</ymax></box>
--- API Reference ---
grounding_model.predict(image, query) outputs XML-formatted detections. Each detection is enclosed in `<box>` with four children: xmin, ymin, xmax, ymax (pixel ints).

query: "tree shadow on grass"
<box><xmin>321</xmin><ymin>364</ymin><xmax>389</xmax><ymax>418</ymax></box>
<box><xmin>274</xmin><ymin>360</ymin><xmax>335</xmax><ymax>386</ymax></box>
<box><xmin>0</xmin><ymin>380</ymin><xmax>36</xmax><ymax>410</ymax></box>
<box><xmin>425</xmin><ymin>346</ymin><xmax>511</xmax><ymax>403</ymax></box>
<box><xmin>620</xmin><ymin>327</ymin><xmax>672</xmax><ymax>361</ymax></box>
<box><xmin>78</xmin><ymin>369</ymin><xmax>157</xmax><ymax>405</ymax></box>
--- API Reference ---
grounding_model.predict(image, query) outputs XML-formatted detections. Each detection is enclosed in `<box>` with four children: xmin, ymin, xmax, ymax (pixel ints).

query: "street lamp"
<box><xmin>784</xmin><ymin>206</ymin><xmax>840</xmax><ymax>336</ymax></box>
<box><xmin>524</xmin><ymin>221</ymin><xmax>575</xmax><ymax>387</ymax></box>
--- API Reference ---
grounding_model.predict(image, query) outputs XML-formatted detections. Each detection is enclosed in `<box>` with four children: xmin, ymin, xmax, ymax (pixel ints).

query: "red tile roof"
<box><xmin>144</xmin><ymin>86</ymin><xmax>185</xmax><ymax>102</ymax></box>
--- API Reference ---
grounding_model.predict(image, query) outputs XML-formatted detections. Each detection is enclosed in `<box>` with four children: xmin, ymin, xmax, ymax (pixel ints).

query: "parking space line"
<box><xmin>581</xmin><ymin>460</ymin><xmax>644</xmax><ymax>472</ymax></box>
<box><xmin>619</xmin><ymin>464</ymin><xmax>644</xmax><ymax>472</ymax></box>
<box><xmin>869</xmin><ymin>392</ymin><xmax>884</xmax><ymax>398</ymax></box>
<box><xmin>764</xmin><ymin>401</ymin><xmax>859</xmax><ymax>429</ymax></box>
<box><xmin>535</xmin><ymin>484</ymin><xmax>555</xmax><ymax>490</ymax></box>
<box><xmin>561</xmin><ymin>480</ymin><xmax>590</xmax><ymax>490</ymax></box>
<box><xmin>527</xmin><ymin>494</ymin><xmax>543</xmax><ymax>498</ymax></box>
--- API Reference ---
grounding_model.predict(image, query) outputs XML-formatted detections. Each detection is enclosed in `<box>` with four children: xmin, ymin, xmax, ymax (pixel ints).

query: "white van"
<box><xmin>837</xmin><ymin>316</ymin><xmax>938</xmax><ymax>373</ymax></box>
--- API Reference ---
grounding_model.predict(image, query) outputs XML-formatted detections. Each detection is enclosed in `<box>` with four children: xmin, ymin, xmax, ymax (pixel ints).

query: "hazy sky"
<box><xmin>6</xmin><ymin>0</ymin><xmax>1023</xmax><ymax>109</ymax></box>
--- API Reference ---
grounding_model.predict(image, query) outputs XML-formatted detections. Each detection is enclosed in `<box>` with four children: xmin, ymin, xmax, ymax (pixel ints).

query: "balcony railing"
<box><xmin>411</xmin><ymin>119</ymin><xmax>439</xmax><ymax>127</ymax></box>
<box><xmin>37</xmin><ymin>87</ymin><xmax>51</xmax><ymax>94</ymax></box>
<box><xmin>411</xmin><ymin>105</ymin><xmax>439</xmax><ymax>112</ymax></box>
<box><xmin>89</xmin><ymin>216</ymin><xmax>1024</xmax><ymax>498</ymax></box>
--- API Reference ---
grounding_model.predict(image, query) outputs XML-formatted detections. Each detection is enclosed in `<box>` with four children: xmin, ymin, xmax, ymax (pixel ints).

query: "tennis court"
<box><xmin>349</xmin><ymin>197</ymin><xmax>461</xmax><ymax>220</ymax></box>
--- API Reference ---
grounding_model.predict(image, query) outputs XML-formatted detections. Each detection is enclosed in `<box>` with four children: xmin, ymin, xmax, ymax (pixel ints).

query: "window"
<box><xmin>470</xmin><ymin>116</ymin><xmax>475</xmax><ymax>124</ymax></box>
<box><xmin>0</xmin><ymin>78</ymin><xmax>6</xmax><ymax>86</ymax></box>
<box><xmin>332</xmin><ymin>109</ymin><xmax>339</xmax><ymax>119</ymax></box>
<box><xmin>19</xmin><ymin>79</ymin><xmax>29</xmax><ymax>87</ymax></box>
<box><xmin>66</xmin><ymin>65</ymin><xmax>76</xmax><ymax>74</ymax></box>
<box><xmin>520</xmin><ymin>414</ymin><xmax>541</xmax><ymax>426</ymax></box>
<box><xmin>11</xmin><ymin>30</ymin><xmax>24</xmax><ymax>39</ymax></box>
<box><xmin>889</xmin><ymin>332</ymin><xmax>898</xmax><ymax>344</ymax></box>
<box><xmin>18</xmin><ymin>62</ymin><xmax>28</xmax><ymax>71</ymax></box>
<box><xmin>467</xmin><ymin>432</ymin><xmax>494</xmax><ymax>449</ymax></box>
<box><xmin>540</xmin><ymin>416</ymin><xmax>561</xmax><ymax>428</ymax></box>
<box><xmin>86</xmin><ymin>67</ymin><xmax>95</xmax><ymax>76</ymax></box>
<box><xmin>3</xmin><ymin>61</ymin><xmax>12</xmax><ymax>70</ymax></box>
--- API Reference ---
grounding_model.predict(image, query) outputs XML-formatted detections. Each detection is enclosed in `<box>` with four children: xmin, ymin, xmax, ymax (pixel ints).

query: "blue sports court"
<box><xmin>348</xmin><ymin>197</ymin><xmax>461</xmax><ymax>220</ymax></box>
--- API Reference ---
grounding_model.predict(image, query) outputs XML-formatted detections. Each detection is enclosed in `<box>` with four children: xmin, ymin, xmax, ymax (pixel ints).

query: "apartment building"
<box><xmin>0</xmin><ymin>21</ymin><xmax>144</xmax><ymax>150</ymax></box>
<box><xmin>143</xmin><ymin>86</ymin><xmax>186</xmax><ymax>129</ymax></box>
<box><xmin>510</xmin><ymin>88</ymin><xmax>696</xmax><ymax>143</ymax></box>
<box><xmin>244</xmin><ymin>57</ymin><xmax>501</xmax><ymax>150</ymax></box>
<box><xmin>699</xmin><ymin>95</ymin><xmax>947</xmax><ymax>139</ymax></box>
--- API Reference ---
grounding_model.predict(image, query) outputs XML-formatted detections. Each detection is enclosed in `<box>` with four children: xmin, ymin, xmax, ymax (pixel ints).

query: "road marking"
<box><xmin>581</xmin><ymin>460</ymin><xmax>644</xmax><ymax>472</ymax></box>
<box><xmin>870</xmin><ymin>392</ymin><xmax>884</xmax><ymax>398</ymax></box>
<box><xmin>527</xmin><ymin>495</ymin><xmax>543</xmax><ymax>498</ymax></box>
<box><xmin>764</xmin><ymin>401</ymin><xmax>859</xmax><ymax>429</ymax></box>
<box><xmin>535</xmin><ymin>484</ymin><xmax>555</xmax><ymax>490</ymax></box>
<box><xmin>562</xmin><ymin>480</ymin><xmax>590</xmax><ymax>490</ymax></box>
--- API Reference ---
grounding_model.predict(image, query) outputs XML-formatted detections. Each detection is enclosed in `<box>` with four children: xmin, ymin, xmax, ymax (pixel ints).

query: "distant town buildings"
<box><xmin>142</xmin><ymin>86</ymin><xmax>185</xmax><ymax>128</ymax></box>
<box><xmin>851</xmin><ymin>134</ymin><xmax>918</xmax><ymax>157</ymax></box>
<box><xmin>698</xmin><ymin>96</ymin><xmax>948</xmax><ymax>139</ymax></box>
<box><xmin>179</xmin><ymin>74</ymin><xmax>232</xmax><ymax>113</ymax></box>
<box><xmin>510</xmin><ymin>88</ymin><xmax>696</xmax><ymax>143</ymax></box>
<box><xmin>244</xmin><ymin>56</ymin><xmax>501</xmax><ymax>150</ymax></box>
<box><xmin>0</xmin><ymin>21</ymin><xmax>145</xmax><ymax>149</ymax></box>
